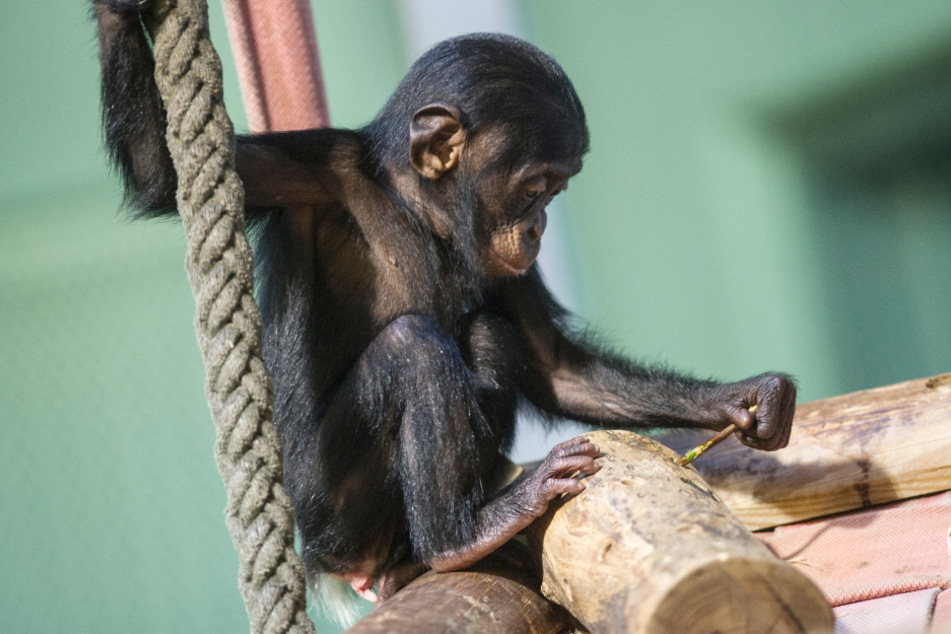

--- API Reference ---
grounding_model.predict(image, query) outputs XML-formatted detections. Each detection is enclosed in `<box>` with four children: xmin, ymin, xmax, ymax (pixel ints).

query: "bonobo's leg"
<box><xmin>457</xmin><ymin>311</ymin><xmax>525</xmax><ymax>454</ymax></box>
<box><xmin>356</xmin><ymin>312</ymin><xmax>525</xmax><ymax>602</ymax></box>
<box><xmin>374</xmin><ymin>315</ymin><xmax>502</xmax><ymax>561</ymax></box>
<box><xmin>379</xmin><ymin>314</ymin><xmax>599</xmax><ymax>576</ymax></box>
<box><xmin>285</xmin><ymin>313</ymin><xmax>509</xmax><ymax>601</ymax></box>
<box><xmin>288</xmin><ymin>313</ymin><xmax>598</xmax><ymax>601</ymax></box>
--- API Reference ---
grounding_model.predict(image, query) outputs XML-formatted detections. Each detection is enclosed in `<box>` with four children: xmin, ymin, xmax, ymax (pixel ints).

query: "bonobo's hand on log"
<box><xmin>706</xmin><ymin>373</ymin><xmax>796</xmax><ymax>451</ymax></box>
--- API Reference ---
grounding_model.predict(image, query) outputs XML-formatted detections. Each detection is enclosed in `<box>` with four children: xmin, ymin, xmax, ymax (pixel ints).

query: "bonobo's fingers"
<box><xmin>552</xmin><ymin>435</ymin><xmax>590</xmax><ymax>449</ymax></box>
<box><xmin>738</xmin><ymin>378</ymin><xmax>796</xmax><ymax>451</ymax></box>
<box><xmin>713</xmin><ymin>373</ymin><xmax>796</xmax><ymax>452</ymax></box>
<box><xmin>538</xmin><ymin>477</ymin><xmax>586</xmax><ymax>501</ymax></box>
<box><xmin>540</xmin><ymin>453</ymin><xmax>601</xmax><ymax>478</ymax></box>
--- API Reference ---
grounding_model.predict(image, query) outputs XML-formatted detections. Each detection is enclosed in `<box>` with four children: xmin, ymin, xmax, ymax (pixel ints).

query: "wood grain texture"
<box><xmin>346</xmin><ymin>542</ymin><xmax>568</xmax><ymax>634</ymax></box>
<box><xmin>527</xmin><ymin>430</ymin><xmax>832</xmax><ymax>634</ymax></box>
<box><xmin>658</xmin><ymin>373</ymin><xmax>951</xmax><ymax>531</ymax></box>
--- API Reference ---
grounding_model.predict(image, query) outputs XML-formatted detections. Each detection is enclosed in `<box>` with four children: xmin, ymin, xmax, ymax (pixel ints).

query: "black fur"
<box><xmin>94</xmin><ymin>4</ymin><xmax>797</xmax><ymax>598</ymax></box>
<box><xmin>94</xmin><ymin>1</ymin><xmax>177</xmax><ymax>216</ymax></box>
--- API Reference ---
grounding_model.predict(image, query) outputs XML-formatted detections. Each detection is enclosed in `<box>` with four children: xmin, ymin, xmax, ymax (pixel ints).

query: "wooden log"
<box><xmin>346</xmin><ymin>542</ymin><xmax>569</xmax><ymax>634</ymax></box>
<box><xmin>527</xmin><ymin>430</ymin><xmax>832</xmax><ymax>634</ymax></box>
<box><xmin>658</xmin><ymin>372</ymin><xmax>951</xmax><ymax>530</ymax></box>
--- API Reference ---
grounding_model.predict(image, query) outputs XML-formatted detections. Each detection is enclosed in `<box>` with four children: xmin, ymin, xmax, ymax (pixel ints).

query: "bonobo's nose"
<box><xmin>527</xmin><ymin>209</ymin><xmax>547</xmax><ymax>243</ymax></box>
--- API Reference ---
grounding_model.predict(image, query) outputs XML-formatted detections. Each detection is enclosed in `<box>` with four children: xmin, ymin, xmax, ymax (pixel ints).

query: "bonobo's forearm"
<box><xmin>523</xmin><ymin>333</ymin><xmax>796</xmax><ymax>451</ymax></box>
<box><xmin>525</xmin><ymin>340</ymin><xmax>722</xmax><ymax>428</ymax></box>
<box><xmin>94</xmin><ymin>0</ymin><xmax>179</xmax><ymax>216</ymax></box>
<box><xmin>500</xmin><ymin>272</ymin><xmax>794</xmax><ymax>447</ymax></box>
<box><xmin>501</xmin><ymin>273</ymin><xmax>739</xmax><ymax>430</ymax></box>
<box><xmin>560</xmin><ymin>367</ymin><xmax>719</xmax><ymax>428</ymax></box>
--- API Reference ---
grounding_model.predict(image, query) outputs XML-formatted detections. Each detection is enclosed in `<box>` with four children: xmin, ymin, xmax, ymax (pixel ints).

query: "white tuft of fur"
<box><xmin>312</xmin><ymin>573</ymin><xmax>362</xmax><ymax>627</ymax></box>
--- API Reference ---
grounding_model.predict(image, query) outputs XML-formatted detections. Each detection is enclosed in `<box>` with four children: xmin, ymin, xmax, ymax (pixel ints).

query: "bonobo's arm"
<box><xmin>94</xmin><ymin>0</ymin><xmax>349</xmax><ymax>217</ymax></box>
<box><xmin>94</xmin><ymin>0</ymin><xmax>178</xmax><ymax>215</ymax></box>
<box><xmin>235</xmin><ymin>130</ymin><xmax>364</xmax><ymax>209</ymax></box>
<box><xmin>496</xmin><ymin>269</ymin><xmax>795</xmax><ymax>451</ymax></box>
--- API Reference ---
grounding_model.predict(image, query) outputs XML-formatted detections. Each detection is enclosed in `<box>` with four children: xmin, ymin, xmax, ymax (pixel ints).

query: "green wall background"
<box><xmin>1</xmin><ymin>2</ymin><xmax>402</xmax><ymax>631</ymax></box>
<box><xmin>521</xmin><ymin>1</ymin><xmax>951</xmax><ymax>396</ymax></box>
<box><xmin>2</xmin><ymin>1</ymin><xmax>950</xmax><ymax>631</ymax></box>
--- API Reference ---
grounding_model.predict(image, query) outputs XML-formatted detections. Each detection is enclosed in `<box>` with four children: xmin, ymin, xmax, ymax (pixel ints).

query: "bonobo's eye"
<box><xmin>521</xmin><ymin>175</ymin><xmax>547</xmax><ymax>203</ymax></box>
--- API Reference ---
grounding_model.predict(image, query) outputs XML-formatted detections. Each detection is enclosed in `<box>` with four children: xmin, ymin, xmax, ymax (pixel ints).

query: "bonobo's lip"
<box><xmin>489</xmin><ymin>245</ymin><xmax>534</xmax><ymax>276</ymax></box>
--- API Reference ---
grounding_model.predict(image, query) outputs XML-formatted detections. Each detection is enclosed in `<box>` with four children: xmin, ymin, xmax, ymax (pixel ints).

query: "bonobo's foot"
<box><xmin>427</xmin><ymin>436</ymin><xmax>601</xmax><ymax>574</ymax></box>
<box><xmin>377</xmin><ymin>560</ymin><xmax>429</xmax><ymax>602</ymax></box>
<box><xmin>510</xmin><ymin>436</ymin><xmax>601</xmax><ymax>518</ymax></box>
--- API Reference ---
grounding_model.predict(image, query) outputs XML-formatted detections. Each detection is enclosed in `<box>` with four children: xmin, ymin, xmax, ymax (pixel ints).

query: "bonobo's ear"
<box><xmin>410</xmin><ymin>103</ymin><xmax>466</xmax><ymax>180</ymax></box>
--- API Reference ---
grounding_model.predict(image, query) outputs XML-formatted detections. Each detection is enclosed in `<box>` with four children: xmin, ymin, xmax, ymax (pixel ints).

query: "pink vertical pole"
<box><xmin>221</xmin><ymin>0</ymin><xmax>331</xmax><ymax>132</ymax></box>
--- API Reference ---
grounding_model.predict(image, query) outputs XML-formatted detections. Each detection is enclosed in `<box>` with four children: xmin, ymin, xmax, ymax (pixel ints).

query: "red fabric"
<box><xmin>759</xmin><ymin>491</ymin><xmax>951</xmax><ymax>606</ymax></box>
<box><xmin>758</xmin><ymin>491</ymin><xmax>951</xmax><ymax>631</ymax></box>
<box><xmin>221</xmin><ymin>0</ymin><xmax>330</xmax><ymax>133</ymax></box>
<box><xmin>933</xmin><ymin>589</ymin><xmax>951</xmax><ymax>628</ymax></box>
<box><xmin>832</xmin><ymin>588</ymin><xmax>939</xmax><ymax>634</ymax></box>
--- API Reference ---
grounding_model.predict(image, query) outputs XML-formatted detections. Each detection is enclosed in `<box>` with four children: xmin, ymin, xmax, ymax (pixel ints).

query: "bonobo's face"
<box><xmin>406</xmin><ymin>102</ymin><xmax>585</xmax><ymax>277</ymax></box>
<box><xmin>476</xmin><ymin>156</ymin><xmax>581</xmax><ymax>277</ymax></box>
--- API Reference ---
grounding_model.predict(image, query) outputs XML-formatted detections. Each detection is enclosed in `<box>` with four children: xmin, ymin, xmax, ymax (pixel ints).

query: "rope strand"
<box><xmin>145</xmin><ymin>1</ymin><xmax>314</xmax><ymax>631</ymax></box>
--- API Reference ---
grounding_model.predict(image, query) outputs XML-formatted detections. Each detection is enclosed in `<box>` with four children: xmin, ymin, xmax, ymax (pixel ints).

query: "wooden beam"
<box><xmin>658</xmin><ymin>372</ymin><xmax>951</xmax><ymax>531</ymax></box>
<box><xmin>527</xmin><ymin>430</ymin><xmax>832</xmax><ymax>634</ymax></box>
<box><xmin>346</xmin><ymin>542</ymin><xmax>569</xmax><ymax>634</ymax></box>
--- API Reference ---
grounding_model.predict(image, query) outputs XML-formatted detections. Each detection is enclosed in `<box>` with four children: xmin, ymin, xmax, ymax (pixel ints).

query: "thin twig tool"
<box><xmin>679</xmin><ymin>405</ymin><xmax>757</xmax><ymax>467</ymax></box>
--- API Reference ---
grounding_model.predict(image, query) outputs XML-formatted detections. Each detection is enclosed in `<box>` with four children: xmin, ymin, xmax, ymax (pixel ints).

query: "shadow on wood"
<box><xmin>658</xmin><ymin>372</ymin><xmax>951</xmax><ymax>530</ymax></box>
<box><xmin>346</xmin><ymin>541</ymin><xmax>569</xmax><ymax>634</ymax></box>
<box><xmin>528</xmin><ymin>430</ymin><xmax>833</xmax><ymax>634</ymax></box>
<box><xmin>344</xmin><ymin>374</ymin><xmax>951</xmax><ymax>631</ymax></box>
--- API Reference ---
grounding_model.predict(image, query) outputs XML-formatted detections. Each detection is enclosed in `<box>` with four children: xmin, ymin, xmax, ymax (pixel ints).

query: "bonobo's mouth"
<box><xmin>489</xmin><ymin>245</ymin><xmax>535</xmax><ymax>276</ymax></box>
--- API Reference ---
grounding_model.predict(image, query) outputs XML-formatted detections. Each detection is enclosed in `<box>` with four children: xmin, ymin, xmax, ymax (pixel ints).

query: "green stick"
<box><xmin>679</xmin><ymin>405</ymin><xmax>757</xmax><ymax>467</ymax></box>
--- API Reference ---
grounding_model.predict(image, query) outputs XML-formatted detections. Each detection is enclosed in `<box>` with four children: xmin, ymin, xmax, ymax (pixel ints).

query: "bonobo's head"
<box><xmin>366</xmin><ymin>33</ymin><xmax>589</xmax><ymax>277</ymax></box>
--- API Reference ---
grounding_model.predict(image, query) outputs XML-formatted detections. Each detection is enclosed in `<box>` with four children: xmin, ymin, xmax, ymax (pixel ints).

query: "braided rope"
<box><xmin>146</xmin><ymin>1</ymin><xmax>314</xmax><ymax>631</ymax></box>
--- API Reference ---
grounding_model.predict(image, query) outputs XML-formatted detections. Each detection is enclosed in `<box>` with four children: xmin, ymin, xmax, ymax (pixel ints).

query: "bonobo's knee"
<box><xmin>368</xmin><ymin>314</ymin><xmax>468</xmax><ymax>380</ymax></box>
<box><xmin>460</xmin><ymin>312</ymin><xmax>523</xmax><ymax>381</ymax></box>
<box><xmin>377</xmin><ymin>314</ymin><xmax>457</xmax><ymax>362</ymax></box>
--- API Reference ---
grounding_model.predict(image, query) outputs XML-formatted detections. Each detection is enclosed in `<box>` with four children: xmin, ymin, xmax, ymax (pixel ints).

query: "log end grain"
<box><xmin>647</xmin><ymin>556</ymin><xmax>832</xmax><ymax>634</ymax></box>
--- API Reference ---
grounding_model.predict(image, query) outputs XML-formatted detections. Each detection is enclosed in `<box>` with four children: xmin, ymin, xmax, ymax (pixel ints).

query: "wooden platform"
<box><xmin>657</xmin><ymin>372</ymin><xmax>951</xmax><ymax>530</ymax></box>
<box><xmin>347</xmin><ymin>372</ymin><xmax>951</xmax><ymax>632</ymax></box>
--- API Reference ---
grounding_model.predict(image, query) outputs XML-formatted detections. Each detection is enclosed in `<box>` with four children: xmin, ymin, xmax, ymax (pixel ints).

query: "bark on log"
<box><xmin>346</xmin><ymin>542</ymin><xmax>569</xmax><ymax>634</ymax></box>
<box><xmin>528</xmin><ymin>430</ymin><xmax>833</xmax><ymax>634</ymax></box>
<box><xmin>658</xmin><ymin>372</ymin><xmax>951</xmax><ymax>530</ymax></box>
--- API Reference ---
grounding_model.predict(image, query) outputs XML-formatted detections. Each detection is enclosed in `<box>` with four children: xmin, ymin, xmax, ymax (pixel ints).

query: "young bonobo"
<box><xmin>95</xmin><ymin>0</ymin><xmax>795</xmax><ymax>607</ymax></box>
